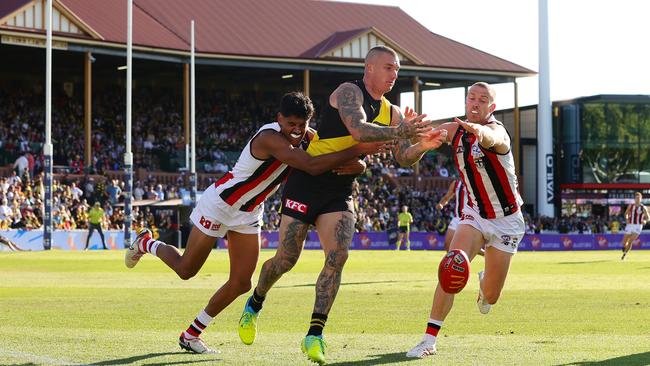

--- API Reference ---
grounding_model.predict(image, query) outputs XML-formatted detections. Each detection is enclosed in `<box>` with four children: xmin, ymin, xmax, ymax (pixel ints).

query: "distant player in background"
<box><xmin>621</xmin><ymin>192</ymin><xmax>649</xmax><ymax>260</ymax></box>
<box><xmin>125</xmin><ymin>92</ymin><xmax>383</xmax><ymax>355</ymax></box>
<box><xmin>85</xmin><ymin>201</ymin><xmax>107</xmax><ymax>250</ymax></box>
<box><xmin>437</xmin><ymin>179</ymin><xmax>484</xmax><ymax>255</ymax></box>
<box><xmin>404</xmin><ymin>82</ymin><xmax>525</xmax><ymax>358</ymax></box>
<box><xmin>396</xmin><ymin>205</ymin><xmax>413</xmax><ymax>250</ymax></box>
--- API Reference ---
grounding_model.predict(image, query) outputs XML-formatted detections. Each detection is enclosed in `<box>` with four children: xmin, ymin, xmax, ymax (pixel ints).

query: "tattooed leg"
<box><xmin>312</xmin><ymin>211</ymin><xmax>355</xmax><ymax>314</ymax></box>
<box><xmin>255</xmin><ymin>215</ymin><xmax>309</xmax><ymax>296</ymax></box>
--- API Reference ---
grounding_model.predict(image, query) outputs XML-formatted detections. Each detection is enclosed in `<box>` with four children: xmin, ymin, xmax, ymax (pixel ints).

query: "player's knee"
<box><xmin>229</xmin><ymin>277</ymin><xmax>252</xmax><ymax>294</ymax></box>
<box><xmin>276</xmin><ymin>252</ymin><xmax>301</xmax><ymax>272</ymax></box>
<box><xmin>326</xmin><ymin>248</ymin><xmax>348</xmax><ymax>270</ymax></box>
<box><xmin>178</xmin><ymin>266</ymin><xmax>199</xmax><ymax>280</ymax></box>
<box><xmin>482</xmin><ymin>287</ymin><xmax>501</xmax><ymax>304</ymax></box>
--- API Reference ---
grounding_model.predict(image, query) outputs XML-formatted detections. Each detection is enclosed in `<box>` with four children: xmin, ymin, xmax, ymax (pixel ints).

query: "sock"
<box><xmin>307</xmin><ymin>313</ymin><xmax>328</xmax><ymax>337</ymax></box>
<box><xmin>183</xmin><ymin>309</ymin><xmax>213</xmax><ymax>339</ymax></box>
<box><xmin>138</xmin><ymin>235</ymin><xmax>161</xmax><ymax>257</ymax></box>
<box><xmin>248</xmin><ymin>288</ymin><xmax>265</xmax><ymax>313</ymax></box>
<box><xmin>406</xmin><ymin>240</ymin><xmax>411</xmax><ymax>250</ymax></box>
<box><xmin>423</xmin><ymin>318</ymin><xmax>443</xmax><ymax>343</ymax></box>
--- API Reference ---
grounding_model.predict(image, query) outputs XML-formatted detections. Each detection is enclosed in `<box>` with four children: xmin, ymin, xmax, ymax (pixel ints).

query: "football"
<box><xmin>438</xmin><ymin>249</ymin><xmax>470</xmax><ymax>294</ymax></box>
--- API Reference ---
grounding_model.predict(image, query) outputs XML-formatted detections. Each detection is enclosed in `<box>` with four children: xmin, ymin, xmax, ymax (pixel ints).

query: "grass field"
<box><xmin>1</xmin><ymin>249</ymin><xmax>650</xmax><ymax>366</ymax></box>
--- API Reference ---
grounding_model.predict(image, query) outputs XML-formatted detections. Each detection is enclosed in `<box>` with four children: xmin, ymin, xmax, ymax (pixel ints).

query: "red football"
<box><xmin>438</xmin><ymin>249</ymin><xmax>470</xmax><ymax>294</ymax></box>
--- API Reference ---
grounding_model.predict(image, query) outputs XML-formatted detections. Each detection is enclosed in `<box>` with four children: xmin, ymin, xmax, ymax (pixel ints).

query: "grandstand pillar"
<box><xmin>538</xmin><ymin>0</ymin><xmax>554</xmax><ymax>217</ymax></box>
<box><xmin>190</xmin><ymin>20</ymin><xmax>197</xmax><ymax>208</ymax></box>
<box><xmin>513</xmin><ymin>79</ymin><xmax>520</xmax><ymax>176</ymax></box>
<box><xmin>183</xmin><ymin>63</ymin><xmax>190</xmax><ymax>170</ymax></box>
<box><xmin>84</xmin><ymin>52</ymin><xmax>92</xmax><ymax>171</ymax></box>
<box><xmin>124</xmin><ymin>0</ymin><xmax>134</xmax><ymax>246</ymax></box>
<box><xmin>44</xmin><ymin>0</ymin><xmax>53</xmax><ymax>250</ymax></box>
<box><xmin>303</xmin><ymin>69</ymin><xmax>310</xmax><ymax>97</ymax></box>
<box><xmin>413</xmin><ymin>76</ymin><xmax>421</xmax><ymax>177</ymax></box>
<box><xmin>412</xmin><ymin>76</ymin><xmax>421</xmax><ymax>113</ymax></box>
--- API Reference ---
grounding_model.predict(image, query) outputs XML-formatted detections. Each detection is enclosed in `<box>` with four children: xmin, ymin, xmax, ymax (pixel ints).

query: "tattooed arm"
<box><xmin>330</xmin><ymin>83</ymin><xmax>428</xmax><ymax>142</ymax></box>
<box><xmin>391</xmin><ymin>105</ymin><xmax>455</xmax><ymax>167</ymax></box>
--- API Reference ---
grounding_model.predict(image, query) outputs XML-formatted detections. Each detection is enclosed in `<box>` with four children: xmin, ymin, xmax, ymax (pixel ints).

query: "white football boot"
<box><xmin>477</xmin><ymin>270</ymin><xmax>491</xmax><ymax>314</ymax></box>
<box><xmin>406</xmin><ymin>340</ymin><xmax>436</xmax><ymax>358</ymax></box>
<box><xmin>179</xmin><ymin>333</ymin><xmax>220</xmax><ymax>354</ymax></box>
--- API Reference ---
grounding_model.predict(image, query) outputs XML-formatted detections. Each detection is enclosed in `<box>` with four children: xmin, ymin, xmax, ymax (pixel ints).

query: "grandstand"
<box><xmin>0</xmin><ymin>0</ymin><xmax>538</xmax><ymax>250</ymax></box>
<box><xmin>0</xmin><ymin>0</ymin><xmax>647</xmax><ymax>250</ymax></box>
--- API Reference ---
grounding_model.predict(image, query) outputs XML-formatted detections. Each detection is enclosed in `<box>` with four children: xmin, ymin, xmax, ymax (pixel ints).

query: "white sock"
<box><xmin>148</xmin><ymin>240</ymin><xmax>161</xmax><ymax>257</ymax></box>
<box><xmin>139</xmin><ymin>236</ymin><xmax>162</xmax><ymax>257</ymax></box>
<box><xmin>422</xmin><ymin>333</ymin><xmax>436</xmax><ymax>344</ymax></box>
<box><xmin>183</xmin><ymin>309</ymin><xmax>214</xmax><ymax>339</ymax></box>
<box><xmin>423</xmin><ymin>318</ymin><xmax>443</xmax><ymax>344</ymax></box>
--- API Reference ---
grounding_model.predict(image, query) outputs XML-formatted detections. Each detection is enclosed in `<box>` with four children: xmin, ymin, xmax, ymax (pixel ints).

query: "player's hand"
<box><xmin>455</xmin><ymin>117</ymin><xmax>484</xmax><ymax>139</ymax></box>
<box><xmin>418</xmin><ymin>128</ymin><xmax>447</xmax><ymax>150</ymax></box>
<box><xmin>333</xmin><ymin>159</ymin><xmax>366</xmax><ymax>175</ymax></box>
<box><xmin>396</xmin><ymin>113</ymin><xmax>433</xmax><ymax>139</ymax></box>
<box><xmin>436</xmin><ymin>203</ymin><xmax>443</xmax><ymax>210</ymax></box>
<box><xmin>356</xmin><ymin>141</ymin><xmax>391</xmax><ymax>155</ymax></box>
<box><xmin>402</xmin><ymin>106</ymin><xmax>418</xmax><ymax>119</ymax></box>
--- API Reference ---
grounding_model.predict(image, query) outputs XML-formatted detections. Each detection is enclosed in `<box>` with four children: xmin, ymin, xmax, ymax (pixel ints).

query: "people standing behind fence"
<box><xmin>84</xmin><ymin>202</ymin><xmax>107</xmax><ymax>250</ymax></box>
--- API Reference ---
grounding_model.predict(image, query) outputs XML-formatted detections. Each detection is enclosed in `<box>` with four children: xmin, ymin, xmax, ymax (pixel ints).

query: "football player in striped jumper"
<box><xmin>621</xmin><ymin>191</ymin><xmax>649</xmax><ymax>260</ymax></box>
<box><xmin>125</xmin><ymin>92</ymin><xmax>383</xmax><ymax>354</ymax></box>
<box><xmin>404</xmin><ymin>82</ymin><xmax>525</xmax><ymax>358</ymax></box>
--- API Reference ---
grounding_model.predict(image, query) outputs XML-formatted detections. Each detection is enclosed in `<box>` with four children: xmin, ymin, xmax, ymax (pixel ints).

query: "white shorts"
<box><xmin>459</xmin><ymin>206</ymin><xmax>525</xmax><ymax>254</ymax></box>
<box><xmin>189</xmin><ymin>184</ymin><xmax>263</xmax><ymax>238</ymax></box>
<box><xmin>448</xmin><ymin>216</ymin><xmax>461</xmax><ymax>231</ymax></box>
<box><xmin>625</xmin><ymin>224</ymin><xmax>643</xmax><ymax>235</ymax></box>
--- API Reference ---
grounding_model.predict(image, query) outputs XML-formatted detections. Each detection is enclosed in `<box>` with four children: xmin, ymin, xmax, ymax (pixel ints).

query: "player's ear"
<box><xmin>489</xmin><ymin>103</ymin><xmax>496</xmax><ymax>114</ymax></box>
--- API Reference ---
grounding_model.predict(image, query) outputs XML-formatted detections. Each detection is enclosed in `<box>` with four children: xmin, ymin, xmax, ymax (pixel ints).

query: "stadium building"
<box><xmin>554</xmin><ymin>95</ymin><xmax>650</xmax><ymax>218</ymax></box>
<box><xmin>0</xmin><ymin>0</ymin><xmax>534</xmax><ymax>183</ymax></box>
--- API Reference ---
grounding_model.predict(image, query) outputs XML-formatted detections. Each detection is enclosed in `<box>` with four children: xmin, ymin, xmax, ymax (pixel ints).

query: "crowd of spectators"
<box><xmin>0</xmin><ymin>169</ymin><xmax>180</xmax><ymax>235</ymax></box>
<box><xmin>0</xmin><ymin>88</ymin><xmax>280</xmax><ymax>175</ymax></box>
<box><xmin>0</xmin><ymin>88</ymin><xmax>636</xmax><ymax>237</ymax></box>
<box><xmin>0</xmin><ymin>163</ymin><xmax>634</xmax><ymax>237</ymax></box>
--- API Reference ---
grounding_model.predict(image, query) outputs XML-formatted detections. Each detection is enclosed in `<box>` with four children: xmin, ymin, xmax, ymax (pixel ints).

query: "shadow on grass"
<box><xmin>276</xmin><ymin>280</ymin><xmax>429</xmax><ymax>288</ymax></box>
<box><xmin>327</xmin><ymin>351</ymin><xmax>417</xmax><ymax>365</ymax></box>
<box><xmin>554</xmin><ymin>351</ymin><xmax>650</xmax><ymax>366</ymax></box>
<box><xmin>557</xmin><ymin>260</ymin><xmax>610</xmax><ymax>265</ymax></box>
<box><xmin>88</xmin><ymin>352</ymin><xmax>220</xmax><ymax>365</ymax></box>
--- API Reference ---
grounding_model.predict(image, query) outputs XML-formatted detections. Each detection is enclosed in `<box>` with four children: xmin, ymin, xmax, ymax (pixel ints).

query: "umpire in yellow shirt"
<box><xmin>85</xmin><ymin>202</ymin><xmax>107</xmax><ymax>250</ymax></box>
<box><xmin>397</xmin><ymin>205</ymin><xmax>413</xmax><ymax>251</ymax></box>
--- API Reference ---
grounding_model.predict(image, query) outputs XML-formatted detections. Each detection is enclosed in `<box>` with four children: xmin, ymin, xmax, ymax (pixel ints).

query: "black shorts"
<box><xmin>281</xmin><ymin>170</ymin><xmax>355</xmax><ymax>225</ymax></box>
<box><xmin>398</xmin><ymin>226</ymin><xmax>409</xmax><ymax>233</ymax></box>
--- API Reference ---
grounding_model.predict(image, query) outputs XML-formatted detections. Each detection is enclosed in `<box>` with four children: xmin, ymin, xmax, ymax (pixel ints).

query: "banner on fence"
<box><xmin>2</xmin><ymin>230</ymin><xmax>649</xmax><ymax>252</ymax></box>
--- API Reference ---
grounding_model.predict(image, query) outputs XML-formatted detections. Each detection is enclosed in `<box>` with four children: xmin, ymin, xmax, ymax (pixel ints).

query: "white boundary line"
<box><xmin>0</xmin><ymin>348</ymin><xmax>82</xmax><ymax>365</ymax></box>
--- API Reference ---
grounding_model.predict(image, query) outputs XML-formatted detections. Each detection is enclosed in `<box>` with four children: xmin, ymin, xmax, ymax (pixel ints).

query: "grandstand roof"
<box><xmin>0</xmin><ymin>0</ymin><xmax>534</xmax><ymax>76</ymax></box>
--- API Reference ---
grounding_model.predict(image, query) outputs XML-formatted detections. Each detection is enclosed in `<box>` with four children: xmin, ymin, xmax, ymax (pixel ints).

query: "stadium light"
<box><xmin>117</xmin><ymin>65</ymin><xmax>127</xmax><ymax>70</ymax></box>
<box><xmin>282</xmin><ymin>74</ymin><xmax>293</xmax><ymax>79</ymax></box>
<box><xmin>424</xmin><ymin>82</ymin><xmax>440</xmax><ymax>87</ymax></box>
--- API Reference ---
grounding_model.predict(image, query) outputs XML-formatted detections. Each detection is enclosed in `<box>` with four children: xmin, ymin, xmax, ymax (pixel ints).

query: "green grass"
<box><xmin>1</xmin><ymin>249</ymin><xmax>650</xmax><ymax>365</ymax></box>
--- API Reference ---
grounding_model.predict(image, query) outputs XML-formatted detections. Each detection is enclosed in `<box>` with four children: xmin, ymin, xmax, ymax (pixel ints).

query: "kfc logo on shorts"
<box><xmin>199</xmin><ymin>216</ymin><xmax>221</xmax><ymax>231</ymax></box>
<box><xmin>284</xmin><ymin>199</ymin><xmax>308</xmax><ymax>214</ymax></box>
